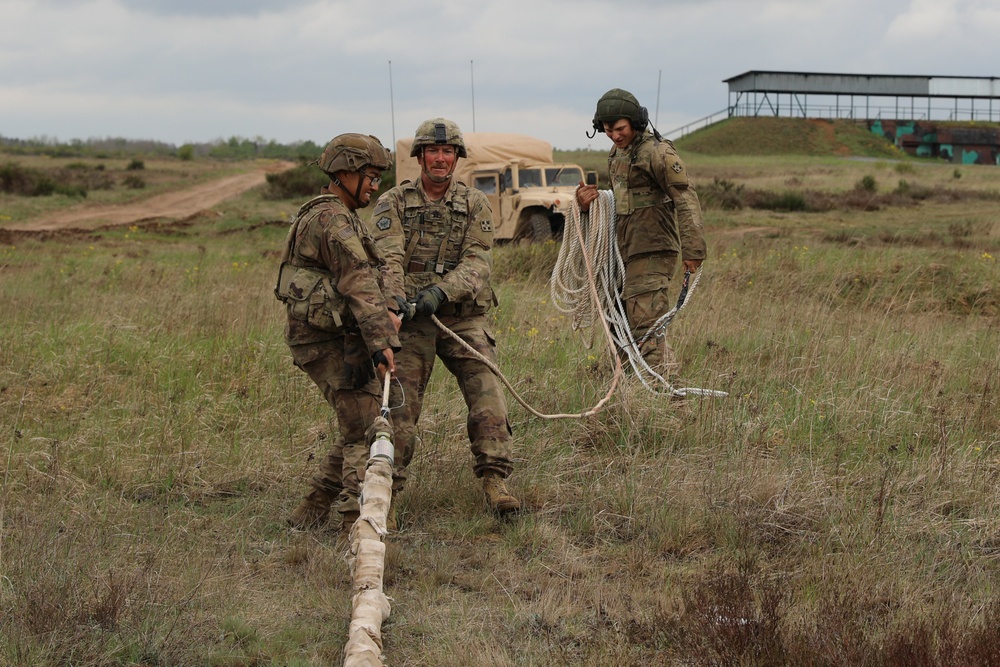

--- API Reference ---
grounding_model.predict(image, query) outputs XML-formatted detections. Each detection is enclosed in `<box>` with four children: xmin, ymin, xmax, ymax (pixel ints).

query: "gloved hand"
<box><xmin>414</xmin><ymin>286</ymin><xmax>446</xmax><ymax>317</ymax></box>
<box><xmin>344</xmin><ymin>333</ymin><xmax>375</xmax><ymax>388</ymax></box>
<box><xmin>371</xmin><ymin>349</ymin><xmax>389</xmax><ymax>369</ymax></box>
<box><xmin>394</xmin><ymin>295</ymin><xmax>416</xmax><ymax>323</ymax></box>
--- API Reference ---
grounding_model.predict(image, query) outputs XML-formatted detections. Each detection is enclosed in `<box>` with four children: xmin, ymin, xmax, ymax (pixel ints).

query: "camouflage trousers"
<box><xmin>288</xmin><ymin>337</ymin><xmax>386</xmax><ymax>515</ymax></box>
<box><xmin>389</xmin><ymin>313</ymin><xmax>514</xmax><ymax>492</ymax></box>
<box><xmin>621</xmin><ymin>251</ymin><xmax>680</xmax><ymax>378</ymax></box>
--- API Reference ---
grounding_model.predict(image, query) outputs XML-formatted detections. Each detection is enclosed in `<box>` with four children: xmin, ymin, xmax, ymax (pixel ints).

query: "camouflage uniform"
<box><xmin>279</xmin><ymin>186</ymin><xmax>400</xmax><ymax>517</ymax></box>
<box><xmin>370</xmin><ymin>177</ymin><xmax>514</xmax><ymax>493</ymax></box>
<box><xmin>608</xmin><ymin>131</ymin><xmax>707</xmax><ymax>376</ymax></box>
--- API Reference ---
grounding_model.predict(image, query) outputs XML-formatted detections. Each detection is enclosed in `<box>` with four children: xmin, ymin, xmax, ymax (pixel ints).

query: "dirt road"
<box><xmin>2</xmin><ymin>161</ymin><xmax>294</xmax><ymax>233</ymax></box>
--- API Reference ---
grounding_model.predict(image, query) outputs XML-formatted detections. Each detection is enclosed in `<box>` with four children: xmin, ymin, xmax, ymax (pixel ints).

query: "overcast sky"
<box><xmin>1</xmin><ymin>0</ymin><xmax>997</xmax><ymax>151</ymax></box>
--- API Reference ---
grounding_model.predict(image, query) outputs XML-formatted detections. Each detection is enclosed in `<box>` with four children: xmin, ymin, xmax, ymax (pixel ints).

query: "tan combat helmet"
<box><xmin>316</xmin><ymin>133</ymin><xmax>392</xmax><ymax>176</ymax></box>
<box><xmin>409</xmin><ymin>118</ymin><xmax>467</xmax><ymax>158</ymax></box>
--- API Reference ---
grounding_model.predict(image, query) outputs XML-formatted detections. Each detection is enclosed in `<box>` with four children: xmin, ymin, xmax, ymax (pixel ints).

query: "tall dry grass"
<box><xmin>2</xmin><ymin>156</ymin><xmax>999</xmax><ymax>666</ymax></box>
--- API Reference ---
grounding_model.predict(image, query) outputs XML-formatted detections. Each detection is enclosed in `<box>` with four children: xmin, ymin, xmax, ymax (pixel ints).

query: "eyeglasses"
<box><xmin>362</xmin><ymin>172</ymin><xmax>382</xmax><ymax>187</ymax></box>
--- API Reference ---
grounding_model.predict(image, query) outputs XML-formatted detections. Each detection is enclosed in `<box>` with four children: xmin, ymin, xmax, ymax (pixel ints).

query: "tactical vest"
<box><xmin>274</xmin><ymin>194</ymin><xmax>380</xmax><ymax>333</ymax></box>
<box><xmin>399</xmin><ymin>182</ymin><xmax>468</xmax><ymax>289</ymax></box>
<box><xmin>609</xmin><ymin>135</ymin><xmax>672</xmax><ymax>216</ymax></box>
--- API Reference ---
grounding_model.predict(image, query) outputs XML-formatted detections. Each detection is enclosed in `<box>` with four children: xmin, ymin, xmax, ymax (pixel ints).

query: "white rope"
<box><xmin>427</xmin><ymin>187</ymin><xmax>626</xmax><ymax>420</ymax></box>
<box><xmin>551</xmin><ymin>191</ymin><xmax>728</xmax><ymax>398</ymax></box>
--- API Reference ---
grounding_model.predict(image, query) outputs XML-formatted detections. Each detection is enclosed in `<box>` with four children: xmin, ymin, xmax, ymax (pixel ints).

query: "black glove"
<box><xmin>414</xmin><ymin>286</ymin><xmax>446</xmax><ymax>317</ymax></box>
<box><xmin>371</xmin><ymin>349</ymin><xmax>389</xmax><ymax>369</ymax></box>
<box><xmin>393</xmin><ymin>295</ymin><xmax>416</xmax><ymax>323</ymax></box>
<box><xmin>344</xmin><ymin>333</ymin><xmax>375</xmax><ymax>388</ymax></box>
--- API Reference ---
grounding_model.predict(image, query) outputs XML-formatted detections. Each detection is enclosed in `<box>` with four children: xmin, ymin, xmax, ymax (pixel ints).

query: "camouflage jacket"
<box><xmin>369</xmin><ymin>178</ymin><xmax>495</xmax><ymax>313</ymax></box>
<box><xmin>608</xmin><ymin>131</ymin><xmax>707</xmax><ymax>262</ymax></box>
<box><xmin>281</xmin><ymin>191</ymin><xmax>400</xmax><ymax>353</ymax></box>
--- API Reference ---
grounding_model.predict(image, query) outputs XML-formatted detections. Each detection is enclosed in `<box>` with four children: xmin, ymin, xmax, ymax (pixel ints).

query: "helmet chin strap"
<box><xmin>352</xmin><ymin>171</ymin><xmax>367</xmax><ymax>205</ymax></box>
<box><xmin>331</xmin><ymin>173</ymin><xmax>366</xmax><ymax>209</ymax></box>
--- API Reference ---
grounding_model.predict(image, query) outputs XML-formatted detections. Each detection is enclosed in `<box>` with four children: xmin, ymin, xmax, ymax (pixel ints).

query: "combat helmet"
<box><xmin>316</xmin><ymin>133</ymin><xmax>392</xmax><ymax>176</ymax></box>
<box><xmin>592</xmin><ymin>88</ymin><xmax>649</xmax><ymax>133</ymax></box>
<box><xmin>410</xmin><ymin>118</ymin><xmax>467</xmax><ymax>158</ymax></box>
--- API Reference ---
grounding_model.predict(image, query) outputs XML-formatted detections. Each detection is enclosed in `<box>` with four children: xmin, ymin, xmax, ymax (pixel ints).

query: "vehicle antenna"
<box><xmin>388</xmin><ymin>60</ymin><xmax>397</xmax><ymax>151</ymax></box>
<box><xmin>470</xmin><ymin>60</ymin><xmax>476</xmax><ymax>132</ymax></box>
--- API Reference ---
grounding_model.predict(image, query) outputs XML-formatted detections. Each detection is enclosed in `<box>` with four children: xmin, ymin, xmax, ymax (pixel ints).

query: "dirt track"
<box><xmin>2</xmin><ymin>161</ymin><xmax>294</xmax><ymax>233</ymax></box>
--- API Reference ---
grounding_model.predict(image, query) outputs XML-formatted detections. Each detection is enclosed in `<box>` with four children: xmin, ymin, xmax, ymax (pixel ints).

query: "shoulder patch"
<box><xmin>375</xmin><ymin>217</ymin><xmax>391</xmax><ymax>231</ymax></box>
<box><xmin>337</xmin><ymin>225</ymin><xmax>356</xmax><ymax>241</ymax></box>
<box><xmin>672</xmin><ymin>162</ymin><xmax>684</xmax><ymax>173</ymax></box>
<box><xmin>481</xmin><ymin>218</ymin><xmax>492</xmax><ymax>232</ymax></box>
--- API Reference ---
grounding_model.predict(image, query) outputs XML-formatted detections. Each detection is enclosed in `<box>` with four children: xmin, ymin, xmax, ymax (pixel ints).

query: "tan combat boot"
<box><xmin>483</xmin><ymin>473</ymin><xmax>521</xmax><ymax>515</ymax></box>
<box><xmin>288</xmin><ymin>488</ymin><xmax>337</xmax><ymax>528</ymax></box>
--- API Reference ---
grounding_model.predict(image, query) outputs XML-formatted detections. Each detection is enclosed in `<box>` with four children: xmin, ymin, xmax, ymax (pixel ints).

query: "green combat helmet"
<box><xmin>409</xmin><ymin>118</ymin><xmax>467</xmax><ymax>158</ymax></box>
<box><xmin>591</xmin><ymin>88</ymin><xmax>649</xmax><ymax>134</ymax></box>
<box><xmin>316</xmin><ymin>133</ymin><xmax>392</xmax><ymax>176</ymax></box>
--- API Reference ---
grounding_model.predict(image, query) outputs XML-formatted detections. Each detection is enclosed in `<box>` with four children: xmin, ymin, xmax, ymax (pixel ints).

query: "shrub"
<box><xmin>263</xmin><ymin>164</ymin><xmax>328</xmax><ymax>200</ymax></box>
<box><xmin>0</xmin><ymin>162</ymin><xmax>35</xmax><ymax>194</ymax></box>
<box><xmin>0</xmin><ymin>163</ymin><xmax>87</xmax><ymax>197</ymax></box>
<box><xmin>178</xmin><ymin>144</ymin><xmax>195</xmax><ymax>161</ymax></box>
<box><xmin>748</xmin><ymin>190</ymin><xmax>808</xmax><ymax>212</ymax></box>
<box><xmin>857</xmin><ymin>174</ymin><xmax>878</xmax><ymax>193</ymax></box>
<box><xmin>700</xmin><ymin>178</ymin><xmax>745</xmax><ymax>210</ymax></box>
<box><xmin>127</xmin><ymin>158</ymin><xmax>145</xmax><ymax>171</ymax></box>
<box><xmin>122</xmin><ymin>174</ymin><xmax>146</xmax><ymax>189</ymax></box>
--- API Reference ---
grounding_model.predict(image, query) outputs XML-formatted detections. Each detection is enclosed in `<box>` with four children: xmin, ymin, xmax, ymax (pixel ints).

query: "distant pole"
<box><xmin>388</xmin><ymin>61</ymin><xmax>396</xmax><ymax>150</ymax></box>
<box><xmin>655</xmin><ymin>69</ymin><xmax>662</xmax><ymax>127</ymax></box>
<box><xmin>470</xmin><ymin>60</ymin><xmax>476</xmax><ymax>132</ymax></box>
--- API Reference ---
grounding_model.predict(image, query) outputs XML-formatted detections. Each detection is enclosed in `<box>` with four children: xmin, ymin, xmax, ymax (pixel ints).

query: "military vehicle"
<box><xmin>395</xmin><ymin>132</ymin><xmax>598</xmax><ymax>242</ymax></box>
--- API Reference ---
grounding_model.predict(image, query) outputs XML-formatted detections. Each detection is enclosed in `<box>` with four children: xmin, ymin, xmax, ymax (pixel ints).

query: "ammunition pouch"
<box><xmin>436</xmin><ymin>286</ymin><xmax>497</xmax><ymax>318</ymax></box>
<box><xmin>275</xmin><ymin>262</ymin><xmax>351</xmax><ymax>332</ymax></box>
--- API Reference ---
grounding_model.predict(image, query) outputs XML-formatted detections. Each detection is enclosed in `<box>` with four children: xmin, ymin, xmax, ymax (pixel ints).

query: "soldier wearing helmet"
<box><xmin>576</xmin><ymin>88</ymin><xmax>707</xmax><ymax>380</ymax></box>
<box><xmin>368</xmin><ymin>118</ymin><xmax>521</xmax><ymax>521</ymax></box>
<box><xmin>279</xmin><ymin>133</ymin><xmax>402</xmax><ymax>532</ymax></box>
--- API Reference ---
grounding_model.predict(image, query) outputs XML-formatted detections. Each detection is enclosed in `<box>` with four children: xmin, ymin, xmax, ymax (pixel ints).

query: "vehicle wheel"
<box><xmin>527</xmin><ymin>212</ymin><xmax>552</xmax><ymax>242</ymax></box>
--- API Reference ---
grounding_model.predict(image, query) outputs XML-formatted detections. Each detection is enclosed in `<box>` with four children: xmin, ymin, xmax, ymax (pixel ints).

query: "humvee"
<box><xmin>395</xmin><ymin>132</ymin><xmax>598</xmax><ymax>242</ymax></box>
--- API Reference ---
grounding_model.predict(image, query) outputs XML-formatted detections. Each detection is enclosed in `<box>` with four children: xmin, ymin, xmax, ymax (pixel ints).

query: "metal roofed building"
<box><xmin>725</xmin><ymin>70</ymin><xmax>1000</xmax><ymax>123</ymax></box>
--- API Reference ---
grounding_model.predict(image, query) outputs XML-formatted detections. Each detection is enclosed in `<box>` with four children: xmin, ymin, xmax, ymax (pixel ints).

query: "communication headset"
<box><xmin>587</xmin><ymin>102</ymin><xmax>651</xmax><ymax>138</ymax></box>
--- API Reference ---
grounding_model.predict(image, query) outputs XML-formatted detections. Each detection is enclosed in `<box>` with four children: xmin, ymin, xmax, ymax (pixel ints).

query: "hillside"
<box><xmin>674</xmin><ymin>116</ymin><xmax>904</xmax><ymax>158</ymax></box>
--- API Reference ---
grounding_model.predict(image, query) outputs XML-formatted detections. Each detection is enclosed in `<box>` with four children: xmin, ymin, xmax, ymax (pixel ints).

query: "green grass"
<box><xmin>2</xmin><ymin>156</ymin><xmax>1000</xmax><ymax>665</ymax></box>
<box><xmin>675</xmin><ymin>117</ymin><xmax>905</xmax><ymax>159</ymax></box>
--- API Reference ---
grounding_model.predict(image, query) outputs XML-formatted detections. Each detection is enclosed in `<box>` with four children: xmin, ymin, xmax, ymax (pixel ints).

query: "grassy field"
<box><xmin>2</xmin><ymin>146</ymin><xmax>1000</xmax><ymax>666</ymax></box>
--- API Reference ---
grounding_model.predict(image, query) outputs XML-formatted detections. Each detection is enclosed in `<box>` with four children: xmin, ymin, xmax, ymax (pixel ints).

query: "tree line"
<box><xmin>0</xmin><ymin>134</ymin><xmax>323</xmax><ymax>162</ymax></box>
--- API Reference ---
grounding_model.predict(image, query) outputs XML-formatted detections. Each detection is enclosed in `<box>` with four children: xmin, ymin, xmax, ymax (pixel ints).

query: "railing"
<box><xmin>662</xmin><ymin>108</ymin><xmax>732</xmax><ymax>140</ymax></box>
<box><xmin>727</xmin><ymin>102</ymin><xmax>1000</xmax><ymax>124</ymax></box>
<box><xmin>659</xmin><ymin>102</ymin><xmax>1000</xmax><ymax>143</ymax></box>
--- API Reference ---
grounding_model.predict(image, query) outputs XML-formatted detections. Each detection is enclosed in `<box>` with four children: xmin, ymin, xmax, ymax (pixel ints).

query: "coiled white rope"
<box><xmin>550</xmin><ymin>190</ymin><xmax>727</xmax><ymax>398</ymax></box>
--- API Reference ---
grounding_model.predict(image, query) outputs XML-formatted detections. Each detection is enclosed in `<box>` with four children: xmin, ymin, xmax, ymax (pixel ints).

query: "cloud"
<box><xmin>1</xmin><ymin>0</ymin><xmax>995</xmax><ymax>149</ymax></box>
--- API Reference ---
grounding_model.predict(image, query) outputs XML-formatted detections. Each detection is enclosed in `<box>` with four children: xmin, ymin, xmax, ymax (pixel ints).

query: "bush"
<box><xmin>748</xmin><ymin>190</ymin><xmax>808</xmax><ymax>212</ymax></box>
<box><xmin>700</xmin><ymin>178</ymin><xmax>745</xmax><ymax>210</ymax></box>
<box><xmin>263</xmin><ymin>164</ymin><xmax>328</xmax><ymax>200</ymax></box>
<box><xmin>857</xmin><ymin>174</ymin><xmax>878</xmax><ymax>193</ymax></box>
<box><xmin>127</xmin><ymin>158</ymin><xmax>145</xmax><ymax>171</ymax></box>
<box><xmin>0</xmin><ymin>163</ymin><xmax>85</xmax><ymax>197</ymax></box>
<box><xmin>122</xmin><ymin>174</ymin><xmax>146</xmax><ymax>189</ymax></box>
<box><xmin>0</xmin><ymin>162</ymin><xmax>35</xmax><ymax>194</ymax></box>
<box><xmin>178</xmin><ymin>144</ymin><xmax>195</xmax><ymax>161</ymax></box>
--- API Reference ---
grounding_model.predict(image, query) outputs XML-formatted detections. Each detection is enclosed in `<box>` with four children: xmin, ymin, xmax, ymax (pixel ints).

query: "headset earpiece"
<box><xmin>635</xmin><ymin>106</ymin><xmax>649</xmax><ymax>133</ymax></box>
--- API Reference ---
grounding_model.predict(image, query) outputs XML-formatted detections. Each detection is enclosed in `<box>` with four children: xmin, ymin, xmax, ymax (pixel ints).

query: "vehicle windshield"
<box><xmin>518</xmin><ymin>169</ymin><xmax>543</xmax><ymax>188</ymax></box>
<box><xmin>473</xmin><ymin>175</ymin><xmax>497</xmax><ymax>194</ymax></box>
<box><xmin>545</xmin><ymin>167</ymin><xmax>583</xmax><ymax>187</ymax></box>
